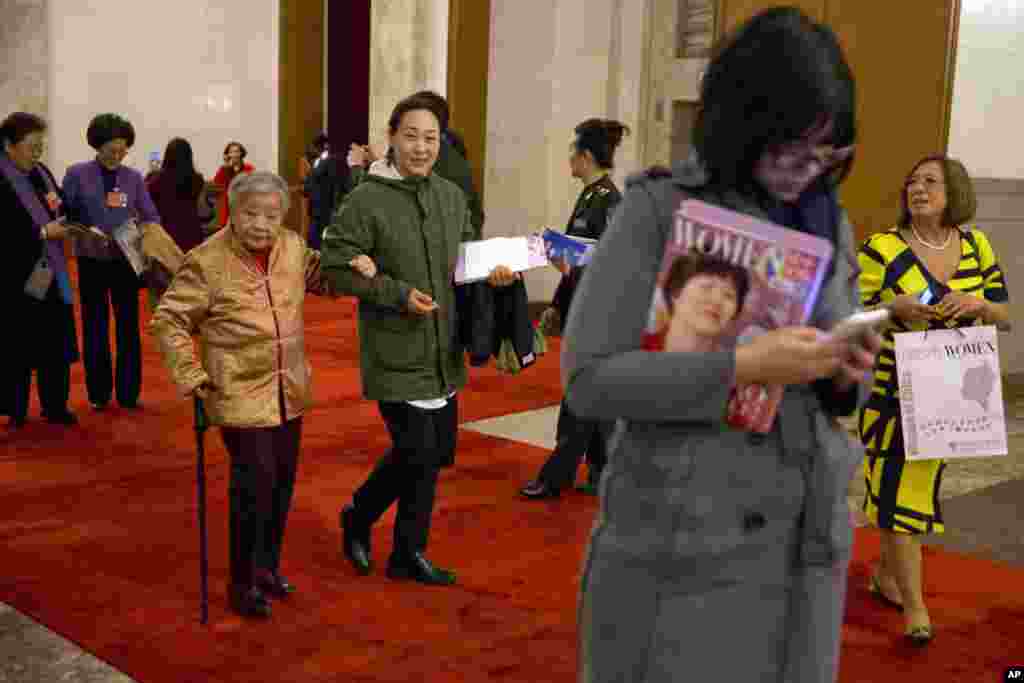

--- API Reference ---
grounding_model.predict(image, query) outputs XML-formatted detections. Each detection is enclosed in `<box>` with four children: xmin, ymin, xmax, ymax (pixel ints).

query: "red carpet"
<box><xmin>1</xmin><ymin>274</ymin><xmax>1022</xmax><ymax>682</ymax></box>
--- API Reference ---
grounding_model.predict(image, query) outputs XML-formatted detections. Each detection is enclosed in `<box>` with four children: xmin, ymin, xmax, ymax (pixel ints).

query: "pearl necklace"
<box><xmin>910</xmin><ymin>223</ymin><xmax>954</xmax><ymax>250</ymax></box>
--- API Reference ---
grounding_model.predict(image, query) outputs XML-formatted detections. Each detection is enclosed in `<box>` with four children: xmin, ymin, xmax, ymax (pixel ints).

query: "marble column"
<box><xmin>368</xmin><ymin>0</ymin><xmax>448</xmax><ymax>149</ymax></box>
<box><xmin>0</xmin><ymin>0</ymin><xmax>50</xmax><ymax>160</ymax></box>
<box><xmin>486</xmin><ymin>0</ymin><xmax>650</xmax><ymax>301</ymax></box>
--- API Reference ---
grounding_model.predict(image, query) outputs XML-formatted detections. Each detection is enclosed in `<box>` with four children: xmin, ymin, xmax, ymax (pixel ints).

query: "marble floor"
<box><xmin>3</xmin><ymin>399</ymin><xmax>1023</xmax><ymax>682</ymax></box>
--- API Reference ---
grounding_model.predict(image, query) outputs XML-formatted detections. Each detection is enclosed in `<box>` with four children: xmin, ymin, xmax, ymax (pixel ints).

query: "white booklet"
<box><xmin>895</xmin><ymin>325</ymin><xmax>1007</xmax><ymax>460</ymax></box>
<box><xmin>112</xmin><ymin>219</ymin><xmax>145</xmax><ymax>276</ymax></box>
<box><xmin>454</xmin><ymin>235</ymin><xmax>548</xmax><ymax>284</ymax></box>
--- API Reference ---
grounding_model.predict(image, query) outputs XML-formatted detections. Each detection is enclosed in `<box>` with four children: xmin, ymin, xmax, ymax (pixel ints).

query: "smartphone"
<box><xmin>829</xmin><ymin>309</ymin><xmax>890</xmax><ymax>342</ymax></box>
<box><xmin>918</xmin><ymin>288</ymin><xmax>935</xmax><ymax>305</ymax></box>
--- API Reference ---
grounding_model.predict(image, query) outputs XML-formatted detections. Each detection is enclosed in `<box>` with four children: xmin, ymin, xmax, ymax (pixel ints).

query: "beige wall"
<box><xmin>47</xmin><ymin>0</ymin><xmax>279</xmax><ymax>179</ymax></box>
<box><xmin>949</xmin><ymin>2</ymin><xmax>1024</xmax><ymax>180</ymax></box>
<box><xmin>973</xmin><ymin>179</ymin><xmax>1024</xmax><ymax>375</ymax></box>
<box><xmin>0</xmin><ymin>0</ymin><xmax>49</xmax><ymax>156</ymax></box>
<box><xmin>367</xmin><ymin>0</ymin><xmax>448</xmax><ymax>150</ymax></box>
<box><xmin>485</xmin><ymin>0</ymin><xmax>693</xmax><ymax>302</ymax></box>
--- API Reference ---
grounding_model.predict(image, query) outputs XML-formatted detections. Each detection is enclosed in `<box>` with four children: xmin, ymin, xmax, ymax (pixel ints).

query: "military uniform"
<box><xmin>550</xmin><ymin>174</ymin><xmax>622</xmax><ymax>323</ymax></box>
<box><xmin>524</xmin><ymin>174</ymin><xmax>622</xmax><ymax>498</ymax></box>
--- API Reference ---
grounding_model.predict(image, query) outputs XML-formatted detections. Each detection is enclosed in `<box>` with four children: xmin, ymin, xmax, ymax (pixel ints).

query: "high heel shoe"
<box><xmin>869</xmin><ymin>573</ymin><xmax>904</xmax><ymax>611</ymax></box>
<box><xmin>905</xmin><ymin>624</ymin><xmax>934</xmax><ymax>647</ymax></box>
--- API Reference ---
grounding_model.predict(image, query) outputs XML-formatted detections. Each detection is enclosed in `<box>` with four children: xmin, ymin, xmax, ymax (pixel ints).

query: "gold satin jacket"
<box><xmin>149</xmin><ymin>226</ymin><xmax>331</xmax><ymax>428</ymax></box>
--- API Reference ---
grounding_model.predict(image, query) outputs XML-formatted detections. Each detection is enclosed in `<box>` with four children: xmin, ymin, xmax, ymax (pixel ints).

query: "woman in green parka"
<box><xmin>322</xmin><ymin>93</ymin><xmax>515</xmax><ymax>586</ymax></box>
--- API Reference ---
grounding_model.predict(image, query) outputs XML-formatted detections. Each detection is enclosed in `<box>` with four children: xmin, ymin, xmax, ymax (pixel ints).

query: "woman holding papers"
<box><xmin>0</xmin><ymin>112</ymin><xmax>80</xmax><ymax>428</ymax></box>
<box><xmin>562</xmin><ymin>9</ymin><xmax>880</xmax><ymax>682</ymax></box>
<box><xmin>322</xmin><ymin>93</ymin><xmax>516</xmax><ymax>587</ymax></box>
<box><xmin>521</xmin><ymin>118</ymin><xmax>628</xmax><ymax>499</ymax></box>
<box><xmin>63</xmin><ymin>113</ymin><xmax>162</xmax><ymax>412</ymax></box>
<box><xmin>858</xmin><ymin>156</ymin><xmax>1011</xmax><ymax>645</ymax></box>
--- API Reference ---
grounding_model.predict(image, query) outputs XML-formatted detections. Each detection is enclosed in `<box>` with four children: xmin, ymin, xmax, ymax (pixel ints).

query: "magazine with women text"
<box><xmin>641</xmin><ymin>199</ymin><xmax>834</xmax><ymax>432</ymax></box>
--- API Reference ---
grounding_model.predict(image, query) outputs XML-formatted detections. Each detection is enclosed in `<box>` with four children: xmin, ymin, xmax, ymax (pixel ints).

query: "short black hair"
<box><xmin>694</xmin><ymin>7</ymin><xmax>856</xmax><ymax>189</ymax></box>
<box><xmin>411</xmin><ymin>90</ymin><xmax>450</xmax><ymax>132</ymax></box>
<box><xmin>223</xmin><ymin>141</ymin><xmax>247</xmax><ymax>159</ymax></box>
<box><xmin>86</xmin><ymin>113</ymin><xmax>135</xmax><ymax>150</ymax></box>
<box><xmin>312</xmin><ymin>132</ymin><xmax>329</xmax><ymax>149</ymax></box>
<box><xmin>663</xmin><ymin>248</ymin><xmax>750</xmax><ymax>318</ymax></box>
<box><xmin>574</xmin><ymin>118</ymin><xmax>630</xmax><ymax>169</ymax></box>
<box><xmin>0</xmin><ymin>112</ymin><xmax>47</xmax><ymax>146</ymax></box>
<box><xmin>386</xmin><ymin>93</ymin><xmax>442</xmax><ymax>165</ymax></box>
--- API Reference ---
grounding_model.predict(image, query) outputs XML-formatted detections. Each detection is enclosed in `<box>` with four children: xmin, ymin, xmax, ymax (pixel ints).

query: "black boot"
<box><xmin>255</xmin><ymin>569</ymin><xmax>295</xmax><ymax>599</ymax></box>
<box><xmin>229</xmin><ymin>585</ymin><xmax>272</xmax><ymax>619</ymax></box>
<box><xmin>386</xmin><ymin>552</ymin><xmax>456</xmax><ymax>586</ymax></box>
<box><xmin>340</xmin><ymin>505</ymin><xmax>372</xmax><ymax>575</ymax></box>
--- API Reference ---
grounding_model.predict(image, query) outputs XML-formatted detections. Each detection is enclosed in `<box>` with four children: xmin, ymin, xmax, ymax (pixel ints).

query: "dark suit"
<box><xmin>538</xmin><ymin>175</ymin><xmax>622</xmax><ymax>491</ymax></box>
<box><xmin>0</xmin><ymin>161</ymin><xmax>79</xmax><ymax>421</ymax></box>
<box><xmin>304</xmin><ymin>154</ymin><xmax>351</xmax><ymax>250</ymax></box>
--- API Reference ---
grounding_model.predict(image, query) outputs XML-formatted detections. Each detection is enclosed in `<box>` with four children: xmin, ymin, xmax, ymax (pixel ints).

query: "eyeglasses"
<box><xmin>769</xmin><ymin>143</ymin><xmax>855</xmax><ymax>173</ymax></box>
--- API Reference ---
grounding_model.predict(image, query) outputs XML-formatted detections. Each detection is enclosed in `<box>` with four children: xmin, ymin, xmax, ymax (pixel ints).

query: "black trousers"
<box><xmin>308</xmin><ymin>217</ymin><xmax>323</xmax><ymax>251</ymax></box>
<box><xmin>9</xmin><ymin>362</ymin><xmax>71</xmax><ymax>421</ymax></box>
<box><xmin>220</xmin><ymin>418</ymin><xmax>303</xmax><ymax>589</ymax></box>
<box><xmin>536</xmin><ymin>398</ymin><xmax>611</xmax><ymax>491</ymax></box>
<box><xmin>77</xmin><ymin>257</ymin><xmax>142</xmax><ymax>407</ymax></box>
<box><xmin>350</xmin><ymin>397</ymin><xmax>458</xmax><ymax>559</ymax></box>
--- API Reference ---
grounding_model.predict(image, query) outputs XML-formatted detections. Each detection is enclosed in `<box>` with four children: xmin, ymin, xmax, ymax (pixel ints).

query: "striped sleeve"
<box><xmin>972</xmin><ymin>229</ymin><xmax>1009</xmax><ymax>302</ymax></box>
<box><xmin>857</xmin><ymin>236</ymin><xmax>888</xmax><ymax>307</ymax></box>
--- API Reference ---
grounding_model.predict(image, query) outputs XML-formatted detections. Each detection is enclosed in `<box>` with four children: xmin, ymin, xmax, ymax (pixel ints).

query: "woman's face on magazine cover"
<box><xmin>669</xmin><ymin>273</ymin><xmax>740</xmax><ymax>343</ymax></box>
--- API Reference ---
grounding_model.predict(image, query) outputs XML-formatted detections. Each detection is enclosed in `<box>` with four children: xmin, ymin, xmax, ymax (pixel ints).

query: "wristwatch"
<box><xmin>40</xmin><ymin>225</ymin><xmax>47</xmax><ymax>241</ymax></box>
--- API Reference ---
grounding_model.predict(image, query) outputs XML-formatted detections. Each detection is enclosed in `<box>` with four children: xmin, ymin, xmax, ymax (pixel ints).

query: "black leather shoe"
<box><xmin>7</xmin><ymin>416</ymin><xmax>26</xmax><ymax>429</ymax></box>
<box><xmin>90</xmin><ymin>402</ymin><xmax>108</xmax><ymax>412</ymax></box>
<box><xmin>43</xmin><ymin>410</ymin><xmax>78</xmax><ymax>425</ymax></box>
<box><xmin>341</xmin><ymin>505</ymin><xmax>372</xmax><ymax>575</ymax></box>
<box><xmin>520</xmin><ymin>480</ymin><xmax>560</xmax><ymax>499</ymax></box>
<box><xmin>255</xmin><ymin>570</ymin><xmax>295</xmax><ymax>599</ymax></box>
<box><xmin>229</xmin><ymin>585</ymin><xmax>272</xmax><ymax>619</ymax></box>
<box><xmin>386</xmin><ymin>553</ymin><xmax>456</xmax><ymax>586</ymax></box>
<box><xmin>120</xmin><ymin>401</ymin><xmax>143</xmax><ymax>411</ymax></box>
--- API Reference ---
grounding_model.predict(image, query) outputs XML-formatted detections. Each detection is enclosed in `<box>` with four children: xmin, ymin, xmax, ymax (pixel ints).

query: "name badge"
<box><xmin>24</xmin><ymin>256</ymin><xmax>54</xmax><ymax>300</ymax></box>
<box><xmin>45</xmin><ymin>191</ymin><xmax>61</xmax><ymax>212</ymax></box>
<box><xmin>106</xmin><ymin>191</ymin><xmax>127</xmax><ymax>208</ymax></box>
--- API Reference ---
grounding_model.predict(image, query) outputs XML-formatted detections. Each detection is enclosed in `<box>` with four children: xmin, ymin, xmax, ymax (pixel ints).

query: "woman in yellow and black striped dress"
<box><xmin>858</xmin><ymin>156</ymin><xmax>1011</xmax><ymax>645</ymax></box>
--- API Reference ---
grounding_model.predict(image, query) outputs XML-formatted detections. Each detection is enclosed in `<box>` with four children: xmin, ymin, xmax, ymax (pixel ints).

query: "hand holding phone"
<box><xmin>828</xmin><ymin>309</ymin><xmax>890</xmax><ymax>343</ymax></box>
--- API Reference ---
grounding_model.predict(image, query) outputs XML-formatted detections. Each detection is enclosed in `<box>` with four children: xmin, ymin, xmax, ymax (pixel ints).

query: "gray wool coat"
<box><xmin>564</xmin><ymin>159</ymin><xmax>868</xmax><ymax>683</ymax></box>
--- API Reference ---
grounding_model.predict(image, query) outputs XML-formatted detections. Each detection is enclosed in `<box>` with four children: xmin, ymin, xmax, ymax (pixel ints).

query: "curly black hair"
<box><xmin>86</xmin><ymin>113</ymin><xmax>135</xmax><ymax>150</ymax></box>
<box><xmin>0</xmin><ymin>112</ymin><xmax>47</xmax><ymax>146</ymax></box>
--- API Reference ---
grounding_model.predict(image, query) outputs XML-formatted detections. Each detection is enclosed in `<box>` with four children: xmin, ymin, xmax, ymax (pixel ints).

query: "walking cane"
<box><xmin>194</xmin><ymin>394</ymin><xmax>210</xmax><ymax>625</ymax></box>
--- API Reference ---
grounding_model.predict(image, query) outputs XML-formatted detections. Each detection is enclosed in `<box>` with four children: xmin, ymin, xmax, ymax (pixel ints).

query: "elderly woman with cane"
<box><xmin>150</xmin><ymin>170</ymin><xmax>334</xmax><ymax>620</ymax></box>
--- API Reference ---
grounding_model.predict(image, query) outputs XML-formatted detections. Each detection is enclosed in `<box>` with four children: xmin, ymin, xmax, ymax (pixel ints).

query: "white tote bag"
<box><xmin>894</xmin><ymin>325</ymin><xmax>1007</xmax><ymax>460</ymax></box>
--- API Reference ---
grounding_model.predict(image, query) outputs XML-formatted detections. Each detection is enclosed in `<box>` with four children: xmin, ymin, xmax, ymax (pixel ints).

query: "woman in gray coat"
<box><xmin>565</xmin><ymin>9</ymin><xmax>881</xmax><ymax>682</ymax></box>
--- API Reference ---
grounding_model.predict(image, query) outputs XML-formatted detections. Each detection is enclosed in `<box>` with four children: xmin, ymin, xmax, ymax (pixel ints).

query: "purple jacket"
<box><xmin>63</xmin><ymin>160</ymin><xmax>161</xmax><ymax>261</ymax></box>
